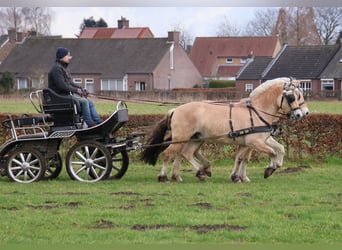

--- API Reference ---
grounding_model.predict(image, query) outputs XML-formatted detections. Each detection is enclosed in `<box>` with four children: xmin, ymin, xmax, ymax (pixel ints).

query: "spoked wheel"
<box><xmin>6</xmin><ymin>147</ymin><xmax>46</xmax><ymax>183</ymax></box>
<box><xmin>108</xmin><ymin>150</ymin><xmax>129</xmax><ymax>180</ymax></box>
<box><xmin>44</xmin><ymin>152</ymin><xmax>63</xmax><ymax>180</ymax></box>
<box><xmin>66</xmin><ymin>141</ymin><xmax>112</xmax><ymax>182</ymax></box>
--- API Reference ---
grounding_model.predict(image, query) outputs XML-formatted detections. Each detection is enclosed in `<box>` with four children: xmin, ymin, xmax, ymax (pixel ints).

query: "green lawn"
<box><xmin>0</xmin><ymin>98</ymin><xmax>341</xmax><ymax>115</ymax></box>
<box><xmin>0</xmin><ymin>161</ymin><xmax>342</xmax><ymax>244</ymax></box>
<box><xmin>0</xmin><ymin>97</ymin><xmax>341</xmax><ymax>246</ymax></box>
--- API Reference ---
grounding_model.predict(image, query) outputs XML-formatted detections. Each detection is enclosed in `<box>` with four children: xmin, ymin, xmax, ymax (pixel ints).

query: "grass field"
<box><xmin>0</xmin><ymin>160</ymin><xmax>341</xmax><ymax>245</ymax></box>
<box><xmin>0</xmin><ymin>98</ymin><xmax>341</xmax><ymax>115</ymax></box>
<box><xmin>0</xmin><ymin>98</ymin><xmax>341</xmax><ymax>246</ymax></box>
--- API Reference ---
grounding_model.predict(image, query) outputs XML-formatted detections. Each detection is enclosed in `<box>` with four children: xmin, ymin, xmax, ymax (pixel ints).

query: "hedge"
<box><xmin>0</xmin><ymin>113</ymin><xmax>341</xmax><ymax>162</ymax></box>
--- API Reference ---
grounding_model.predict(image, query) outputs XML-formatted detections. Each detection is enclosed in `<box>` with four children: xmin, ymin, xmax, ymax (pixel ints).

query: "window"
<box><xmin>300</xmin><ymin>81</ymin><xmax>312</xmax><ymax>96</ymax></box>
<box><xmin>321</xmin><ymin>79</ymin><xmax>334</xmax><ymax>91</ymax></box>
<box><xmin>85</xmin><ymin>78</ymin><xmax>94</xmax><ymax>93</ymax></box>
<box><xmin>226</xmin><ymin>58</ymin><xmax>233</xmax><ymax>64</ymax></box>
<box><xmin>17</xmin><ymin>78</ymin><xmax>28</xmax><ymax>89</ymax></box>
<box><xmin>73</xmin><ymin>78</ymin><xmax>82</xmax><ymax>85</ymax></box>
<box><xmin>300</xmin><ymin>81</ymin><xmax>312</xmax><ymax>91</ymax></box>
<box><xmin>31</xmin><ymin>78</ymin><xmax>44</xmax><ymax>89</ymax></box>
<box><xmin>135</xmin><ymin>81</ymin><xmax>145</xmax><ymax>91</ymax></box>
<box><xmin>240</xmin><ymin>58</ymin><xmax>247</xmax><ymax>64</ymax></box>
<box><xmin>101</xmin><ymin>79</ymin><xmax>124</xmax><ymax>91</ymax></box>
<box><xmin>245</xmin><ymin>83</ymin><xmax>253</xmax><ymax>93</ymax></box>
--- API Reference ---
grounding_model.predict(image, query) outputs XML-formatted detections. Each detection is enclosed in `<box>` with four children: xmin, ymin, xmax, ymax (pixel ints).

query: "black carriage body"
<box><xmin>0</xmin><ymin>89</ymin><xmax>139</xmax><ymax>183</ymax></box>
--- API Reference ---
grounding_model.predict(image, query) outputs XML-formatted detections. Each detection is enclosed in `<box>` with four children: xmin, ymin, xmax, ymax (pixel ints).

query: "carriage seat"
<box><xmin>42</xmin><ymin>88</ymin><xmax>82</xmax><ymax>128</ymax></box>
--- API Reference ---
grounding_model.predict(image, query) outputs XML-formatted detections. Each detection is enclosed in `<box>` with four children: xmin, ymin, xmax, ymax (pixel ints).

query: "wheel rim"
<box><xmin>7</xmin><ymin>148</ymin><xmax>46</xmax><ymax>183</ymax></box>
<box><xmin>66</xmin><ymin>141</ymin><xmax>111</xmax><ymax>182</ymax></box>
<box><xmin>44</xmin><ymin>152</ymin><xmax>63</xmax><ymax>180</ymax></box>
<box><xmin>108</xmin><ymin>150</ymin><xmax>129</xmax><ymax>179</ymax></box>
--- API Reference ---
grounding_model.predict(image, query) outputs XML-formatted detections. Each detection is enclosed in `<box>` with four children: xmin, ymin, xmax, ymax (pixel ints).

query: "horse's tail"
<box><xmin>140</xmin><ymin>109</ymin><xmax>174</xmax><ymax>165</ymax></box>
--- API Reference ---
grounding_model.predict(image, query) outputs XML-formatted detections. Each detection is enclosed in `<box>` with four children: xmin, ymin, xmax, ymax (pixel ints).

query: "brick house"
<box><xmin>0</xmin><ymin>28</ymin><xmax>29</xmax><ymax>65</ymax></box>
<box><xmin>189</xmin><ymin>36</ymin><xmax>281</xmax><ymax>82</ymax></box>
<box><xmin>0</xmin><ymin>31</ymin><xmax>202</xmax><ymax>92</ymax></box>
<box><xmin>79</xmin><ymin>17</ymin><xmax>154</xmax><ymax>39</ymax></box>
<box><xmin>236</xmin><ymin>44</ymin><xmax>341</xmax><ymax>96</ymax></box>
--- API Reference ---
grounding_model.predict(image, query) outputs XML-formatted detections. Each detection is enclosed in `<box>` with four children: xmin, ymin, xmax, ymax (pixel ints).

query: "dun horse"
<box><xmin>141</xmin><ymin>77</ymin><xmax>308</xmax><ymax>182</ymax></box>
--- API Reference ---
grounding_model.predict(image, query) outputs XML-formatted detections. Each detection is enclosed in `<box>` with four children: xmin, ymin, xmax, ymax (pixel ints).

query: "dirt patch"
<box><xmin>110</xmin><ymin>191</ymin><xmax>141</xmax><ymax>196</ymax></box>
<box><xmin>0</xmin><ymin>205</ymin><xmax>18</xmax><ymax>210</ymax></box>
<box><xmin>190</xmin><ymin>202</ymin><xmax>212</xmax><ymax>209</ymax></box>
<box><xmin>92</xmin><ymin>219</ymin><xmax>116</xmax><ymax>229</ymax></box>
<box><xmin>236</xmin><ymin>192</ymin><xmax>252</xmax><ymax>197</ymax></box>
<box><xmin>277</xmin><ymin>165</ymin><xmax>311</xmax><ymax>174</ymax></box>
<box><xmin>131</xmin><ymin>223</ymin><xmax>247</xmax><ymax>234</ymax></box>
<box><xmin>27</xmin><ymin>201</ymin><xmax>82</xmax><ymax>209</ymax></box>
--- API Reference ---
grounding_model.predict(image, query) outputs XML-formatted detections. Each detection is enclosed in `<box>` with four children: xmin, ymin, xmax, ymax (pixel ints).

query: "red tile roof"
<box><xmin>79</xmin><ymin>27</ymin><xmax>154</xmax><ymax>39</ymax></box>
<box><xmin>189</xmin><ymin>36</ymin><xmax>280</xmax><ymax>77</ymax></box>
<box><xmin>216</xmin><ymin>65</ymin><xmax>241</xmax><ymax>77</ymax></box>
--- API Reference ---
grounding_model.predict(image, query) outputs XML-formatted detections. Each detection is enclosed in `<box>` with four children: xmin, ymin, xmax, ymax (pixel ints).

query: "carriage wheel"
<box><xmin>66</xmin><ymin>141</ymin><xmax>112</xmax><ymax>182</ymax></box>
<box><xmin>6</xmin><ymin>147</ymin><xmax>46</xmax><ymax>183</ymax></box>
<box><xmin>108</xmin><ymin>150</ymin><xmax>129</xmax><ymax>180</ymax></box>
<box><xmin>44</xmin><ymin>152</ymin><xmax>63</xmax><ymax>180</ymax></box>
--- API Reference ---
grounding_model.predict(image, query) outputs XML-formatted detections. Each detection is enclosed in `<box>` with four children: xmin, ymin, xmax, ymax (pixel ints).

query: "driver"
<box><xmin>48</xmin><ymin>47</ymin><xmax>102</xmax><ymax>127</ymax></box>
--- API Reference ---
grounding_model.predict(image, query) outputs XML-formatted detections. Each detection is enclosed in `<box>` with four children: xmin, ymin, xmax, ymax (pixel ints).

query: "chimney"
<box><xmin>8</xmin><ymin>28</ymin><xmax>16</xmax><ymax>42</ymax></box>
<box><xmin>118</xmin><ymin>16</ymin><xmax>129</xmax><ymax>29</ymax></box>
<box><xmin>168</xmin><ymin>31</ymin><xmax>180</xmax><ymax>43</ymax></box>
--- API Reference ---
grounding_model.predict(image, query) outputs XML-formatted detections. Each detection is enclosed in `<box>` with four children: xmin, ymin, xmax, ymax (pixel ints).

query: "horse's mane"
<box><xmin>249</xmin><ymin>77</ymin><xmax>293</xmax><ymax>98</ymax></box>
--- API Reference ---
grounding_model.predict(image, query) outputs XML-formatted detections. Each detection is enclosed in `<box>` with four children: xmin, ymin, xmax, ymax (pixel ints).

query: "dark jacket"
<box><xmin>48</xmin><ymin>60</ymin><xmax>82</xmax><ymax>95</ymax></box>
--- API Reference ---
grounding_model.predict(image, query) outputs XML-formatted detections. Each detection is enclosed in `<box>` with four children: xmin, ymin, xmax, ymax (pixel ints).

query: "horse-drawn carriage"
<box><xmin>0</xmin><ymin>89</ymin><xmax>142</xmax><ymax>183</ymax></box>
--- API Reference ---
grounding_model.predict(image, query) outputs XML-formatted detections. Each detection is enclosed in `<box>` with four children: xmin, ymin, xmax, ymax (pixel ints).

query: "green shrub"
<box><xmin>208</xmin><ymin>80</ymin><xmax>235</xmax><ymax>88</ymax></box>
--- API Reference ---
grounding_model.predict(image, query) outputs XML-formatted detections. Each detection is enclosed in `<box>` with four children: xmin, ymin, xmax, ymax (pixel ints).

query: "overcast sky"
<box><xmin>49</xmin><ymin>7</ymin><xmax>258</xmax><ymax>38</ymax></box>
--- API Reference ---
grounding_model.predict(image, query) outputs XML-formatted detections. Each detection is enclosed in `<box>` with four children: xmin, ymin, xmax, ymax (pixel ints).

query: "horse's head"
<box><xmin>279</xmin><ymin>79</ymin><xmax>309</xmax><ymax>120</ymax></box>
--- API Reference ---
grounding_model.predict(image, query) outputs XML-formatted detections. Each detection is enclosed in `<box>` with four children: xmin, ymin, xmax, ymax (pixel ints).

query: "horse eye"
<box><xmin>297</xmin><ymin>93</ymin><xmax>302</xmax><ymax>101</ymax></box>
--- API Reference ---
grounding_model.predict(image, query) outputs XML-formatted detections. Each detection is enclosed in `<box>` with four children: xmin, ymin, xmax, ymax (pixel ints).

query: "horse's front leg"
<box><xmin>264</xmin><ymin>137</ymin><xmax>285</xmax><ymax>178</ymax></box>
<box><xmin>248</xmin><ymin>138</ymin><xmax>278</xmax><ymax>179</ymax></box>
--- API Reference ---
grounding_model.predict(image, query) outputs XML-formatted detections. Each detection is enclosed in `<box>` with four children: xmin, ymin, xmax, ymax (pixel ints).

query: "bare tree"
<box><xmin>315</xmin><ymin>7</ymin><xmax>342</xmax><ymax>45</ymax></box>
<box><xmin>171</xmin><ymin>23</ymin><xmax>194</xmax><ymax>50</ymax></box>
<box><xmin>245</xmin><ymin>8</ymin><xmax>279</xmax><ymax>36</ymax></box>
<box><xmin>216</xmin><ymin>15</ymin><xmax>241</xmax><ymax>36</ymax></box>
<box><xmin>0</xmin><ymin>7</ymin><xmax>51</xmax><ymax>35</ymax></box>
<box><xmin>272</xmin><ymin>7</ymin><xmax>321</xmax><ymax>45</ymax></box>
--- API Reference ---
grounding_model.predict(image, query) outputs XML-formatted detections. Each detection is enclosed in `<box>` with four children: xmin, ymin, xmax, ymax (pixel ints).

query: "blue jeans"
<box><xmin>72</xmin><ymin>94</ymin><xmax>102</xmax><ymax>127</ymax></box>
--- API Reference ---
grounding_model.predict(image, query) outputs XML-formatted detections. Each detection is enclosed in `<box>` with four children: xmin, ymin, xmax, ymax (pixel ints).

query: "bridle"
<box><xmin>279</xmin><ymin>80</ymin><xmax>305</xmax><ymax>118</ymax></box>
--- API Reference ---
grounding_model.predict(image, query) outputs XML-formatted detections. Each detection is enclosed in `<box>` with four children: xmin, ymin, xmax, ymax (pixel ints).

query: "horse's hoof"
<box><xmin>196</xmin><ymin>171</ymin><xmax>206</xmax><ymax>181</ymax></box>
<box><xmin>204</xmin><ymin>169</ymin><xmax>212</xmax><ymax>177</ymax></box>
<box><xmin>171</xmin><ymin>175</ymin><xmax>183</xmax><ymax>182</ymax></box>
<box><xmin>264</xmin><ymin>167</ymin><xmax>276</xmax><ymax>179</ymax></box>
<box><xmin>230</xmin><ymin>174</ymin><xmax>240</xmax><ymax>183</ymax></box>
<box><xmin>158</xmin><ymin>175</ymin><xmax>169</xmax><ymax>182</ymax></box>
<box><xmin>240</xmin><ymin>176</ymin><xmax>250</xmax><ymax>183</ymax></box>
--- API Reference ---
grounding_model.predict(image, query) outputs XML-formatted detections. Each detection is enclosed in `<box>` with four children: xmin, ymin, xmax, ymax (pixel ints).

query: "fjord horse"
<box><xmin>141</xmin><ymin>77</ymin><xmax>307</xmax><ymax>182</ymax></box>
<box><xmin>230</xmin><ymin>99</ymin><xmax>309</xmax><ymax>183</ymax></box>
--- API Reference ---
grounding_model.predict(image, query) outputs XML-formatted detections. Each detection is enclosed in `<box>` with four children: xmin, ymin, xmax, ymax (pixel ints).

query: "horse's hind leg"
<box><xmin>230</xmin><ymin>146</ymin><xmax>249</xmax><ymax>183</ymax></box>
<box><xmin>194</xmin><ymin>149</ymin><xmax>212</xmax><ymax>177</ymax></box>
<box><xmin>171</xmin><ymin>155</ymin><xmax>183</xmax><ymax>182</ymax></box>
<box><xmin>181</xmin><ymin>141</ymin><xmax>207</xmax><ymax>181</ymax></box>
<box><xmin>159</xmin><ymin>143</ymin><xmax>183</xmax><ymax>182</ymax></box>
<box><xmin>237</xmin><ymin>147</ymin><xmax>253</xmax><ymax>183</ymax></box>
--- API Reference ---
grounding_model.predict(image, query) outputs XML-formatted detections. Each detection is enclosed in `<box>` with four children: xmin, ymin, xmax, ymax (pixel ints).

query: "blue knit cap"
<box><xmin>56</xmin><ymin>47</ymin><xmax>69</xmax><ymax>59</ymax></box>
